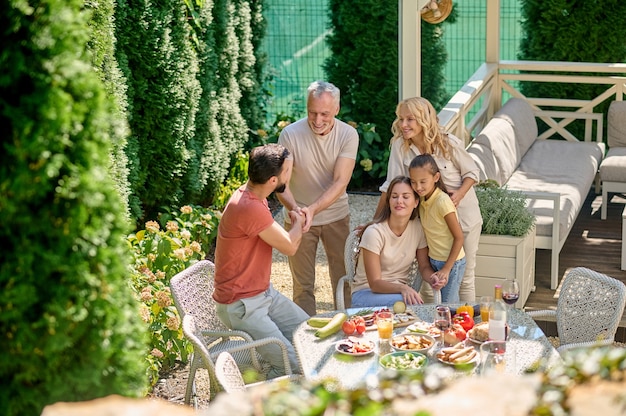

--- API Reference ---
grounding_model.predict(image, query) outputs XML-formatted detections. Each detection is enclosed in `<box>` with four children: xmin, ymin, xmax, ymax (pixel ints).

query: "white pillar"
<box><xmin>486</xmin><ymin>0</ymin><xmax>500</xmax><ymax>63</ymax></box>
<box><xmin>486</xmin><ymin>0</ymin><xmax>501</xmax><ymax>110</ymax></box>
<box><xmin>399</xmin><ymin>0</ymin><xmax>424</xmax><ymax>100</ymax></box>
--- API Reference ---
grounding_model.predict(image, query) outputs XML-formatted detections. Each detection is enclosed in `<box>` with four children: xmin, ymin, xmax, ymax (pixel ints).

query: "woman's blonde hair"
<box><xmin>390</xmin><ymin>97</ymin><xmax>451</xmax><ymax>159</ymax></box>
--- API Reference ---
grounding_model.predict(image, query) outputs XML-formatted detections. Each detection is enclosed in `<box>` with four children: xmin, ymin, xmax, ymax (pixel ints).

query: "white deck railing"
<box><xmin>438</xmin><ymin>60</ymin><xmax>626</xmax><ymax>145</ymax></box>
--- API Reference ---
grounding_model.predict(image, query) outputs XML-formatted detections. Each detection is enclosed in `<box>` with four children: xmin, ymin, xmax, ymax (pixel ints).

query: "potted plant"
<box><xmin>474</xmin><ymin>180</ymin><xmax>536</xmax><ymax>306</ymax></box>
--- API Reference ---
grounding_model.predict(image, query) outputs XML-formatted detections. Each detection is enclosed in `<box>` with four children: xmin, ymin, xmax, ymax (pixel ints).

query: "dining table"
<box><xmin>293</xmin><ymin>304</ymin><xmax>562</xmax><ymax>390</ymax></box>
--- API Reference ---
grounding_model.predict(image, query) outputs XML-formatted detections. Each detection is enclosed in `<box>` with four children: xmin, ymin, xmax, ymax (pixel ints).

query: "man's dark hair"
<box><xmin>248</xmin><ymin>143</ymin><xmax>290</xmax><ymax>184</ymax></box>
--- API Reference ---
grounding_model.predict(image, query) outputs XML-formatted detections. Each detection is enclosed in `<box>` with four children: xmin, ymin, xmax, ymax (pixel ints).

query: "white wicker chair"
<box><xmin>527</xmin><ymin>267</ymin><xmax>626</xmax><ymax>354</ymax></box>
<box><xmin>214</xmin><ymin>351</ymin><xmax>300</xmax><ymax>394</ymax></box>
<box><xmin>170</xmin><ymin>260</ymin><xmax>292</xmax><ymax>406</ymax></box>
<box><xmin>335</xmin><ymin>229</ymin><xmax>363</xmax><ymax>310</ymax></box>
<box><xmin>335</xmin><ymin>229</ymin><xmax>439</xmax><ymax>309</ymax></box>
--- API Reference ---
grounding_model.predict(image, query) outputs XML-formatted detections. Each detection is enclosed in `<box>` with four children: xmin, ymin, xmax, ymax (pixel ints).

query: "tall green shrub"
<box><xmin>208</xmin><ymin>0</ymin><xmax>250</xmax><ymax>194</ymax></box>
<box><xmin>237</xmin><ymin>0</ymin><xmax>269</xmax><ymax>140</ymax></box>
<box><xmin>115</xmin><ymin>0</ymin><xmax>202</xmax><ymax>222</ymax></box>
<box><xmin>0</xmin><ymin>1</ymin><xmax>148</xmax><ymax>414</ymax></box>
<box><xmin>324</xmin><ymin>0</ymin><xmax>400</xmax><ymax>136</ymax></box>
<box><xmin>518</xmin><ymin>0</ymin><xmax>626</xmax><ymax>139</ymax></box>
<box><xmin>183</xmin><ymin>0</ymin><xmax>251</xmax><ymax>204</ymax></box>
<box><xmin>116</xmin><ymin>0</ymin><xmax>258</xmax><ymax>215</ymax></box>
<box><xmin>85</xmin><ymin>0</ymin><xmax>136</xmax><ymax>218</ymax></box>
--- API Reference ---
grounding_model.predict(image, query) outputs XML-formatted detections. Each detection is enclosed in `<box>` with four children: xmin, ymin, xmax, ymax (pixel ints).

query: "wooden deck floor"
<box><xmin>523</xmin><ymin>190</ymin><xmax>626</xmax><ymax>341</ymax></box>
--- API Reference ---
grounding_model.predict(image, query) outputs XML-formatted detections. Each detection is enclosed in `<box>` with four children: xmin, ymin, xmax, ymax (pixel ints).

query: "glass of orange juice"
<box><xmin>480</xmin><ymin>296</ymin><xmax>493</xmax><ymax>322</ymax></box>
<box><xmin>376</xmin><ymin>311</ymin><xmax>394</xmax><ymax>340</ymax></box>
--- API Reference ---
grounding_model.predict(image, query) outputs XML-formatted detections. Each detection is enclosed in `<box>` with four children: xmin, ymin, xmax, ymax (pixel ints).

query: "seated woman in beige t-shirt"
<box><xmin>351</xmin><ymin>176</ymin><xmax>436</xmax><ymax>308</ymax></box>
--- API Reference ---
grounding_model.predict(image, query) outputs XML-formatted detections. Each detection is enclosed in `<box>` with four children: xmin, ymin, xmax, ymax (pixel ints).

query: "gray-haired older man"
<box><xmin>277</xmin><ymin>80</ymin><xmax>359</xmax><ymax>315</ymax></box>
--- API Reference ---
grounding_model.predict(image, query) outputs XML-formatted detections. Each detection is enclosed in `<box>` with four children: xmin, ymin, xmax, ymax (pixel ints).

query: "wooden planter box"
<box><xmin>474</xmin><ymin>226</ymin><xmax>536</xmax><ymax>308</ymax></box>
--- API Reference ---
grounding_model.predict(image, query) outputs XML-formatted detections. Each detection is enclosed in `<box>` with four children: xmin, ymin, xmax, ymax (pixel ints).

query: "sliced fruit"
<box><xmin>393</xmin><ymin>301</ymin><xmax>407</xmax><ymax>314</ymax></box>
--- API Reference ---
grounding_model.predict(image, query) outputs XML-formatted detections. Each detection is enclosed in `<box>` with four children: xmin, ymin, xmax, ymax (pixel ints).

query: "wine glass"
<box><xmin>434</xmin><ymin>305</ymin><xmax>452</xmax><ymax>348</ymax></box>
<box><xmin>502</xmin><ymin>279</ymin><xmax>520</xmax><ymax>329</ymax></box>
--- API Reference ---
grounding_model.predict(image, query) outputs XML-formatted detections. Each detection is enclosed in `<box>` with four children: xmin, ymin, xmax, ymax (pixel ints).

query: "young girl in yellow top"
<box><xmin>409</xmin><ymin>154</ymin><xmax>466</xmax><ymax>302</ymax></box>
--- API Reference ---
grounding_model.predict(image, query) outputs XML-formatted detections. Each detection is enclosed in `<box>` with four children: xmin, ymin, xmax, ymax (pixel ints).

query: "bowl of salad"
<box><xmin>379</xmin><ymin>351</ymin><xmax>428</xmax><ymax>372</ymax></box>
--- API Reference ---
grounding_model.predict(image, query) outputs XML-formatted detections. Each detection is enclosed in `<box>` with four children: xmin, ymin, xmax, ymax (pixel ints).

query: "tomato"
<box><xmin>347</xmin><ymin>316</ymin><xmax>366</xmax><ymax>335</ymax></box>
<box><xmin>453</xmin><ymin>311</ymin><xmax>475</xmax><ymax>332</ymax></box>
<box><xmin>355</xmin><ymin>320</ymin><xmax>366</xmax><ymax>334</ymax></box>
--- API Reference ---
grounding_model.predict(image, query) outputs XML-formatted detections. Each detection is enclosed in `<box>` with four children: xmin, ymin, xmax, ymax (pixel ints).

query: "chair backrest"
<box><xmin>214</xmin><ymin>351</ymin><xmax>247</xmax><ymax>393</ymax></box>
<box><xmin>170</xmin><ymin>260</ymin><xmax>228</xmax><ymax>333</ymax></box>
<box><xmin>344</xmin><ymin>229</ymin><xmax>362</xmax><ymax>284</ymax></box>
<box><xmin>556</xmin><ymin>267</ymin><xmax>626</xmax><ymax>346</ymax></box>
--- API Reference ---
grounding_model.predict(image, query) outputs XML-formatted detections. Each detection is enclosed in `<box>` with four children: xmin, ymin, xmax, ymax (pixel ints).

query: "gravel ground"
<box><xmin>150</xmin><ymin>193</ymin><xmax>380</xmax><ymax>408</ymax></box>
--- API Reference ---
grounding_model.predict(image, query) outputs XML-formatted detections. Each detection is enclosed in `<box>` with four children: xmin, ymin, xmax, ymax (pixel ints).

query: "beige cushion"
<box><xmin>608</xmin><ymin>101</ymin><xmax>626</xmax><ymax>148</ymax></box>
<box><xmin>493</xmin><ymin>98</ymin><xmax>538</xmax><ymax>157</ymax></box>
<box><xmin>506</xmin><ymin>140</ymin><xmax>604</xmax><ymax>241</ymax></box>
<box><xmin>467</xmin><ymin>135</ymin><xmax>502</xmax><ymax>184</ymax></box>
<box><xmin>474</xmin><ymin>117</ymin><xmax>520</xmax><ymax>185</ymax></box>
<box><xmin>600</xmin><ymin>147</ymin><xmax>626</xmax><ymax>182</ymax></box>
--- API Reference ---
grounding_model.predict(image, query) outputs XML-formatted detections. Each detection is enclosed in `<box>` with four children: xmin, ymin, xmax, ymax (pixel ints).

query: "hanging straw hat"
<box><xmin>421</xmin><ymin>0</ymin><xmax>453</xmax><ymax>24</ymax></box>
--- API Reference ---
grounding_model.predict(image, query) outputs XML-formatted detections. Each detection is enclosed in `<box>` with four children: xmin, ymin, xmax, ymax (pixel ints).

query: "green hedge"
<box><xmin>115</xmin><ymin>0</ymin><xmax>265</xmax><ymax>222</ymax></box>
<box><xmin>0</xmin><ymin>1</ymin><xmax>149</xmax><ymax>414</ymax></box>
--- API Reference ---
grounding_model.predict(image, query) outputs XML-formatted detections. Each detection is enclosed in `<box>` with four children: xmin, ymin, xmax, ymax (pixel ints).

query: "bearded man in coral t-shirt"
<box><xmin>214</xmin><ymin>143</ymin><xmax>308</xmax><ymax>377</ymax></box>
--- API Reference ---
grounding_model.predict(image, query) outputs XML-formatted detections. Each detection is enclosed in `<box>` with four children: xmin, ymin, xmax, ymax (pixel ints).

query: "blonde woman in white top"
<box><xmin>376</xmin><ymin>97</ymin><xmax>482</xmax><ymax>302</ymax></box>
<box><xmin>351</xmin><ymin>176</ymin><xmax>437</xmax><ymax>308</ymax></box>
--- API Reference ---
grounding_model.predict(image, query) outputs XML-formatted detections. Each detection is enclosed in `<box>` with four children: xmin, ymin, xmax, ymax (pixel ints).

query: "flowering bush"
<box><xmin>127</xmin><ymin>204</ymin><xmax>220</xmax><ymax>384</ymax></box>
<box><xmin>350</xmin><ymin>122</ymin><xmax>390</xmax><ymax>189</ymax></box>
<box><xmin>250</xmin><ymin>112</ymin><xmax>297</xmax><ymax>148</ymax></box>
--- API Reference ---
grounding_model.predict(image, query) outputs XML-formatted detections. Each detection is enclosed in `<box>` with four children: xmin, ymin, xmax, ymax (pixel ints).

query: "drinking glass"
<box><xmin>376</xmin><ymin>311</ymin><xmax>394</xmax><ymax>341</ymax></box>
<box><xmin>480</xmin><ymin>341</ymin><xmax>516</xmax><ymax>376</ymax></box>
<box><xmin>479</xmin><ymin>296</ymin><xmax>492</xmax><ymax>323</ymax></box>
<box><xmin>502</xmin><ymin>279</ymin><xmax>520</xmax><ymax>328</ymax></box>
<box><xmin>434</xmin><ymin>305</ymin><xmax>452</xmax><ymax>348</ymax></box>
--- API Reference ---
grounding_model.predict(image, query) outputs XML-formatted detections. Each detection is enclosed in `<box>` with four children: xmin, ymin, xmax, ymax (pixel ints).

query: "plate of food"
<box><xmin>466</xmin><ymin>322</ymin><xmax>510</xmax><ymax>344</ymax></box>
<box><xmin>435</xmin><ymin>345</ymin><xmax>479</xmax><ymax>366</ymax></box>
<box><xmin>335</xmin><ymin>336</ymin><xmax>375</xmax><ymax>356</ymax></box>
<box><xmin>390</xmin><ymin>333</ymin><xmax>435</xmax><ymax>353</ymax></box>
<box><xmin>379</xmin><ymin>351</ymin><xmax>428</xmax><ymax>372</ymax></box>
<box><xmin>359</xmin><ymin>308</ymin><xmax>419</xmax><ymax>331</ymax></box>
<box><xmin>406</xmin><ymin>321</ymin><xmax>442</xmax><ymax>338</ymax></box>
<box><xmin>466</xmin><ymin>322</ymin><xmax>489</xmax><ymax>344</ymax></box>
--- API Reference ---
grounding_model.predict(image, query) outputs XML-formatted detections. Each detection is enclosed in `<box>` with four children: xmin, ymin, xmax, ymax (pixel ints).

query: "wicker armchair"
<box><xmin>170</xmin><ymin>260</ymin><xmax>292</xmax><ymax>406</ymax></box>
<box><xmin>527</xmin><ymin>267</ymin><xmax>626</xmax><ymax>354</ymax></box>
<box><xmin>214</xmin><ymin>351</ymin><xmax>300</xmax><ymax>394</ymax></box>
<box><xmin>335</xmin><ymin>229</ymin><xmax>438</xmax><ymax>310</ymax></box>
